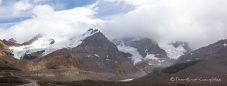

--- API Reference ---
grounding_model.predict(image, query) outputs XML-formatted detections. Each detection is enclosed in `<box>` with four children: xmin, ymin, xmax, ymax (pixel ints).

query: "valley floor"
<box><xmin>37</xmin><ymin>81</ymin><xmax>227</xmax><ymax>86</ymax></box>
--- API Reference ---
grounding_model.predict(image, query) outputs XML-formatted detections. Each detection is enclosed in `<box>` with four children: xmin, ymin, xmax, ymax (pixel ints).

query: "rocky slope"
<box><xmin>113</xmin><ymin>38</ymin><xmax>168</xmax><ymax>59</ymax></box>
<box><xmin>0</xmin><ymin>40</ymin><xmax>10</xmax><ymax>56</ymax></box>
<box><xmin>176</xmin><ymin>39</ymin><xmax>227</xmax><ymax>64</ymax></box>
<box><xmin>0</xmin><ymin>56</ymin><xmax>30</xmax><ymax>71</ymax></box>
<box><xmin>71</xmin><ymin>32</ymin><xmax>137</xmax><ymax>73</ymax></box>
<box><xmin>6</xmin><ymin>28</ymin><xmax>193</xmax><ymax>81</ymax></box>
<box><xmin>9</xmin><ymin>29</ymin><xmax>145</xmax><ymax>81</ymax></box>
<box><xmin>135</xmin><ymin>39</ymin><xmax>227</xmax><ymax>83</ymax></box>
<box><xmin>0</xmin><ymin>40</ymin><xmax>30</xmax><ymax>71</ymax></box>
<box><xmin>136</xmin><ymin>57</ymin><xmax>227</xmax><ymax>83</ymax></box>
<box><xmin>31</xmin><ymin>48</ymin><xmax>81</xmax><ymax>71</ymax></box>
<box><xmin>112</xmin><ymin>38</ymin><xmax>190</xmax><ymax>73</ymax></box>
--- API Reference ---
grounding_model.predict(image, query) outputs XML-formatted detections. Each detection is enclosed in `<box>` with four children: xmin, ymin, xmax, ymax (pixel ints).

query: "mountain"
<box><xmin>0</xmin><ymin>56</ymin><xmax>30</xmax><ymax>71</ymax></box>
<box><xmin>0</xmin><ymin>40</ymin><xmax>12</xmax><ymax>56</ymax></box>
<box><xmin>8</xmin><ymin>29</ymin><xmax>145</xmax><ymax>81</ymax></box>
<box><xmin>112</xmin><ymin>38</ymin><xmax>191</xmax><ymax>73</ymax></box>
<box><xmin>6</xmin><ymin>28</ymin><xmax>193</xmax><ymax>81</ymax></box>
<box><xmin>71</xmin><ymin>32</ymin><xmax>137</xmax><ymax>73</ymax></box>
<box><xmin>1</xmin><ymin>38</ymin><xmax>21</xmax><ymax>47</ymax></box>
<box><xmin>135</xmin><ymin>39</ymin><xmax>227</xmax><ymax>83</ymax></box>
<box><xmin>176</xmin><ymin>39</ymin><xmax>227</xmax><ymax>64</ymax></box>
<box><xmin>10</xmin><ymin>28</ymin><xmax>102</xmax><ymax>60</ymax></box>
<box><xmin>31</xmin><ymin>48</ymin><xmax>81</xmax><ymax>71</ymax></box>
<box><xmin>0</xmin><ymin>40</ymin><xmax>30</xmax><ymax>71</ymax></box>
<box><xmin>159</xmin><ymin>41</ymin><xmax>191</xmax><ymax>60</ymax></box>
<box><xmin>113</xmin><ymin>38</ymin><xmax>168</xmax><ymax>64</ymax></box>
<box><xmin>170</xmin><ymin>41</ymin><xmax>191</xmax><ymax>53</ymax></box>
<box><xmin>22</xmin><ymin>33</ymin><xmax>44</xmax><ymax>45</ymax></box>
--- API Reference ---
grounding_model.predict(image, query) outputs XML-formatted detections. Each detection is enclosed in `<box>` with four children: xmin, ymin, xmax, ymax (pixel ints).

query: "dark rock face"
<box><xmin>21</xmin><ymin>50</ymin><xmax>45</xmax><ymax>60</ymax></box>
<box><xmin>120</xmin><ymin>51</ymin><xmax>132</xmax><ymax>57</ymax></box>
<box><xmin>49</xmin><ymin>39</ymin><xmax>55</xmax><ymax>44</ymax></box>
<box><xmin>176</xmin><ymin>39</ymin><xmax>227</xmax><ymax>64</ymax></box>
<box><xmin>74</xmin><ymin>32</ymin><xmax>120</xmax><ymax>55</ymax></box>
<box><xmin>71</xmin><ymin>32</ymin><xmax>142</xmax><ymax>75</ymax></box>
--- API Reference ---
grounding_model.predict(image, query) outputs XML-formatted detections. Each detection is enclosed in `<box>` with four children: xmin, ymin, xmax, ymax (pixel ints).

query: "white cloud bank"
<box><xmin>101</xmin><ymin>0</ymin><xmax>227</xmax><ymax>49</ymax></box>
<box><xmin>1</xmin><ymin>0</ymin><xmax>227</xmax><ymax>50</ymax></box>
<box><xmin>12</xmin><ymin>0</ymin><xmax>33</xmax><ymax>15</ymax></box>
<box><xmin>0</xmin><ymin>2</ymin><xmax>103</xmax><ymax>43</ymax></box>
<box><xmin>34</xmin><ymin>0</ymin><xmax>52</xmax><ymax>3</ymax></box>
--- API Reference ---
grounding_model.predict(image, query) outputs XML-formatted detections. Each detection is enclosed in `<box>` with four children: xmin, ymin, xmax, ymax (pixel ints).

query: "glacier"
<box><xmin>10</xmin><ymin>29</ymin><xmax>99</xmax><ymax>59</ymax></box>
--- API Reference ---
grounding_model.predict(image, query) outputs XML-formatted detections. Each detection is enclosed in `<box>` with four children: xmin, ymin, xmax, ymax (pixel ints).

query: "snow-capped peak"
<box><xmin>10</xmin><ymin>28</ymin><xmax>100</xmax><ymax>59</ymax></box>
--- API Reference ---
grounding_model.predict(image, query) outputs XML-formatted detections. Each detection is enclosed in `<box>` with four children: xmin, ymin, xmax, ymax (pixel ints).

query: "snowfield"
<box><xmin>114</xmin><ymin>39</ymin><xmax>187</xmax><ymax>64</ymax></box>
<box><xmin>10</xmin><ymin>29</ymin><xmax>99</xmax><ymax>59</ymax></box>
<box><xmin>119</xmin><ymin>78</ymin><xmax>134</xmax><ymax>82</ymax></box>
<box><xmin>114</xmin><ymin>39</ymin><xmax>161</xmax><ymax>64</ymax></box>
<box><xmin>159</xmin><ymin>43</ymin><xmax>186</xmax><ymax>60</ymax></box>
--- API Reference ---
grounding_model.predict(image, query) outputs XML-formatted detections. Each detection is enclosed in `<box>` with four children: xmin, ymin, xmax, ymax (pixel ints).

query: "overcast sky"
<box><xmin>0</xmin><ymin>0</ymin><xmax>227</xmax><ymax>49</ymax></box>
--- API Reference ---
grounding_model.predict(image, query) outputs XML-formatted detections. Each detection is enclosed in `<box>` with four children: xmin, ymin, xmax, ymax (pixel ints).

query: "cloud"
<box><xmin>0</xmin><ymin>0</ymin><xmax>2</xmax><ymax>5</ymax></box>
<box><xmin>100</xmin><ymin>0</ymin><xmax>227</xmax><ymax>49</ymax></box>
<box><xmin>12</xmin><ymin>0</ymin><xmax>33</xmax><ymax>15</ymax></box>
<box><xmin>103</xmin><ymin>0</ymin><xmax>157</xmax><ymax>6</ymax></box>
<box><xmin>34</xmin><ymin>0</ymin><xmax>52</xmax><ymax>3</ymax></box>
<box><xmin>0</xmin><ymin>2</ymin><xmax>103</xmax><ymax>43</ymax></box>
<box><xmin>1</xmin><ymin>0</ymin><xmax>227</xmax><ymax>50</ymax></box>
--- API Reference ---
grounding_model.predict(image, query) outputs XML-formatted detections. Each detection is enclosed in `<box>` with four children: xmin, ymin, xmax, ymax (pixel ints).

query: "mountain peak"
<box><xmin>83</xmin><ymin>28</ymin><xmax>99</xmax><ymax>36</ymax></box>
<box><xmin>22</xmin><ymin>33</ymin><xmax>45</xmax><ymax>45</ymax></box>
<box><xmin>9</xmin><ymin>28</ymin><xmax>103</xmax><ymax>59</ymax></box>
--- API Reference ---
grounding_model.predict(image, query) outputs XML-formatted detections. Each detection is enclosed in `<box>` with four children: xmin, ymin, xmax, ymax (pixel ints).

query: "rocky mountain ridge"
<box><xmin>135</xmin><ymin>39</ymin><xmax>227</xmax><ymax>83</ymax></box>
<box><xmin>0</xmin><ymin>28</ymin><xmax>192</xmax><ymax>81</ymax></box>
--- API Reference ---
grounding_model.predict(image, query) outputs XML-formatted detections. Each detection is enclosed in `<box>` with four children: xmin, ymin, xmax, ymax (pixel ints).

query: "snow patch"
<box><xmin>119</xmin><ymin>78</ymin><xmax>134</xmax><ymax>82</ymax></box>
<box><xmin>94</xmin><ymin>54</ymin><xmax>99</xmax><ymax>57</ymax></box>
<box><xmin>148</xmin><ymin>62</ymin><xmax>154</xmax><ymax>65</ymax></box>
<box><xmin>145</xmin><ymin>54</ymin><xmax>159</xmax><ymax>60</ymax></box>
